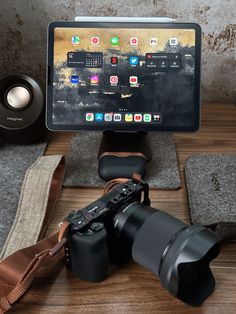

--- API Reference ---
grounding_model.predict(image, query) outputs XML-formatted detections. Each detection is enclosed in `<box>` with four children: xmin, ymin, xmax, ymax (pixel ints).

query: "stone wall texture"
<box><xmin>0</xmin><ymin>0</ymin><xmax>235</xmax><ymax>103</ymax></box>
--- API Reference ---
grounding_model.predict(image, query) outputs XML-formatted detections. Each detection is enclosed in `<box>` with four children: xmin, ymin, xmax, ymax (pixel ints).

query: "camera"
<box><xmin>65</xmin><ymin>176</ymin><xmax>221</xmax><ymax>306</ymax></box>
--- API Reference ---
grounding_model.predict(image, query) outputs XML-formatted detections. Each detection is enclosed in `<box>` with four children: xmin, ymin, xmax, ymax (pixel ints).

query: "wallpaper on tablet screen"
<box><xmin>52</xmin><ymin>28</ymin><xmax>196</xmax><ymax>127</ymax></box>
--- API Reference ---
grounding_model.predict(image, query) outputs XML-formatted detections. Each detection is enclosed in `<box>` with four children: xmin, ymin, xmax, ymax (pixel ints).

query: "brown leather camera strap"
<box><xmin>103</xmin><ymin>177</ymin><xmax>129</xmax><ymax>195</ymax></box>
<box><xmin>103</xmin><ymin>174</ymin><xmax>141</xmax><ymax>195</ymax></box>
<box><xmin>0</xmin><ymin>155</ymin><xmax>70</xmax><ymax>313</ymax></box>
<box><xmin>0</xmin><ymin>159</ymin><xmax>132</xmax><ymax>313</ymax></box>
<box><xmin>0</xmin><ymin>222</ymin><xmax>70</xmax><ymax>313</ymax></box>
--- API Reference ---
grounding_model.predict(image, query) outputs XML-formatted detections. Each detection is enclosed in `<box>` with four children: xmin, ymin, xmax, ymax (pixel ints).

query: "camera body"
<box><xmin>65</xmin><ymin>177</ymin><xmax>221</xmax><ymax>306</ymax></box>
<box><xmin>65</xmin><ymin>177</ymin><xmax>151</xmax><ymax>281</ymax></box>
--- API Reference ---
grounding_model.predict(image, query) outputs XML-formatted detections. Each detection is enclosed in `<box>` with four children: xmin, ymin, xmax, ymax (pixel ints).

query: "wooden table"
<box><xmin>12</xmin><ymin>103</ymin><xmax>236</xmax><ymax>313</ymax></box>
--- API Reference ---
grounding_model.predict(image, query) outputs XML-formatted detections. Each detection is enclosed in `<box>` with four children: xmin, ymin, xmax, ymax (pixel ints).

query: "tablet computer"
<box><xmin>47</xmin><ymin>20</ymin><xmax>201</xmax><ymax>132</ymax></box>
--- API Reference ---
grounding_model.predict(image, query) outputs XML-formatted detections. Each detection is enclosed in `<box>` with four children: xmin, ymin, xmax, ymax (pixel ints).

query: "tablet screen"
<box><xmin>47</xmin><ymin>23</ymin><xmax>201</xmax><ymax>131</ymax></box>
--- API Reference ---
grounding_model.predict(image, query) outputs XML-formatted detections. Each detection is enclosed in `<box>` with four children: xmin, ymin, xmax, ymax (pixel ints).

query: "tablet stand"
<box><xmin>98</xmin><ymin>131</ymin><xmax>152</xmax><ymax>181</ymax></box>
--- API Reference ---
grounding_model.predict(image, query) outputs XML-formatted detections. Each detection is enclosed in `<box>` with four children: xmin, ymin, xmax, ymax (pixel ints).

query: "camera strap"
<box><xmin>0</xmin><ymin>155</ymin><xmax>70</xmax><ymax>313</ymax></box>
<box><xmin>0</xmin><ymin>165</ymin><xmax>132</xmax><ymax>313</ymax></box>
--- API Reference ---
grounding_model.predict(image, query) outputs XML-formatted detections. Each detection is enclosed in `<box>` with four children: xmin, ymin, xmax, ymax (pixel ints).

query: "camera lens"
<box><xmin>114</xmin><ymin>202</ymin><xmax>221</xmax><ymax>306</ymax></box>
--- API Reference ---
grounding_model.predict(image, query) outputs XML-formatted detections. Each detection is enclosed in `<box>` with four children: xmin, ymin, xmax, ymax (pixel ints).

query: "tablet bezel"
<box><xmin>47</xmin><ymin>21</ymin><xmax>201</xmax><ymax>132</ymax></box>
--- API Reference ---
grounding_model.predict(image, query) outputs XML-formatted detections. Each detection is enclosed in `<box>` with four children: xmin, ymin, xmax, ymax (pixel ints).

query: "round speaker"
<box><xmin>0</xmin><ymin>74</ymin><xmax>47</xmax><ymax>144</ymax></box>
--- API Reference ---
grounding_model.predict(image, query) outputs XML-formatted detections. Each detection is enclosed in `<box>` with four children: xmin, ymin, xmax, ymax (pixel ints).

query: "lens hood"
<box><xmin>159</xmin><ymin>225</ymin><xmax>221</xmax><ymax>306</ymax></box>
<box><xmin>131</xmin><ymin>209</ymin><xmax>221</xmax><ymax>306</ymax></box>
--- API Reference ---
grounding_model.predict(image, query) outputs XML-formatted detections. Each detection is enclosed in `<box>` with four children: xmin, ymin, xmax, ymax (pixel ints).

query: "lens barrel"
<box><xmin>114</xmin><ymin>202</ymin><xmax>221</xmax><ymax>306</ymax></box>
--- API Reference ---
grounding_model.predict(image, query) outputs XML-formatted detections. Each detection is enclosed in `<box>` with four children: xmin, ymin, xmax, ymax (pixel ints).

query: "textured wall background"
<box><xmin>0</xmin><ymin>0</ymin><xmax>235</xmax><ymax>103</ymax></box>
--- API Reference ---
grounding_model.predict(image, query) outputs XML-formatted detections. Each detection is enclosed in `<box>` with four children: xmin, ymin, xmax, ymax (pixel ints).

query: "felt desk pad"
<box><xmin>64</xmin><ymin>132</ymin><xmax>181</xmax><ymax>189</ymax></box>
<box><xmin>185</xmin><ymin>154</ymin><xmax>236</xmax><ymax>240</ymax></box>
<box><xmin>0</xmin><ymin>141</ymin><xmax>47</xmax><ymax>254</ymax></box>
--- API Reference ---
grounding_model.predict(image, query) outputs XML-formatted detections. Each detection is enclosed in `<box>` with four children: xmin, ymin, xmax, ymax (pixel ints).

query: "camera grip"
<box><xmin>66</xmin><ymin>225</ymin><xmax>109</xmax><ymax>282</ymax></box>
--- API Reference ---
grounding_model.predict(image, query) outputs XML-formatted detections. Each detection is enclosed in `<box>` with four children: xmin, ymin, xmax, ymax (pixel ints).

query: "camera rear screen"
<box><xmin>47</xmin><ymin>23</ymin><xmax>200</xmax><ymax>131</ymax></box>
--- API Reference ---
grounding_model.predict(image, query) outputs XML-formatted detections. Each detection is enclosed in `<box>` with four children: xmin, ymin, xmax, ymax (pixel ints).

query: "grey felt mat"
<box><xmin>185</xmin><ymin>154</ymin><xmax>236</xmax><ymax>240</ymax></box>
<box><xmin>64</xmin><ymin>132</ymin><xmax>181</xmax><ymax>189</ymax></box>
<box><xmin>0</xmin><ymin>140</ymin><xmax>47</xmax><ymax>253</ymax></box>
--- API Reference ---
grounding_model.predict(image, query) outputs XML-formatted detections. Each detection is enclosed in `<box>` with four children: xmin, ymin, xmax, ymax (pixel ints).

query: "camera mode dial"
<box><xmin>90</xmin><ymin>222</ymin><xmax>104</xmax><ymax>232</ymax></box>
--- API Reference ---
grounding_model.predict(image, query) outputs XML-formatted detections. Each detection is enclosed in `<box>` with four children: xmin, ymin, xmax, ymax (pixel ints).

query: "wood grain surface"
<box><xmin>10</xmin><ymin>103</ymin><xmax>236</xmax><ymax>314</ymax></box>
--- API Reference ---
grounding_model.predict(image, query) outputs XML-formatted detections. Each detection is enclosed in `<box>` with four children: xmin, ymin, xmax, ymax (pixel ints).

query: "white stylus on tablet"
<box><xmin>74</xmin><ymin>16</ymin><xmax>176</xmax><ymax>23</ymax></box>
